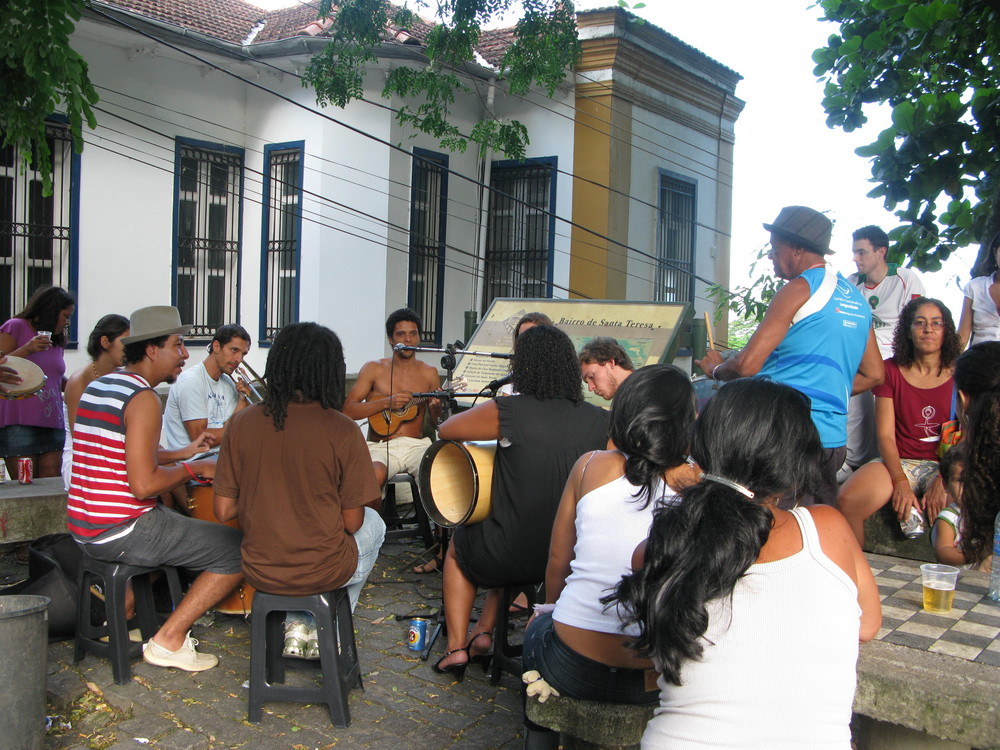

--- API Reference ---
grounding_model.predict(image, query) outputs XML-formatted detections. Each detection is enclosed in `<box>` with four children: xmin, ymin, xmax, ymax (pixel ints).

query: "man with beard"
<box><xmin>579</xmin><ymin>337</ymin><xmax>635</xmax><ymax>401</ymax></box>
<box><xmin>67</xmin><ymin>306</ymin><xmax>241</xmax><ymax>672</ymax></box>
<box><xmin>161</xmin><ymin>324</ymin><xmax>252</xmax><ymax>451</ymax></box>
<box><xmin>343</xmin><ymin>308</ymin><xmax>442</xmax><ymax>492</ymax></box>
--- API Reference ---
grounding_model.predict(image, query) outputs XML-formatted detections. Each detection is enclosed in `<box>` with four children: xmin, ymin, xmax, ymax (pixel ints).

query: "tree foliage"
<box><xmin>813</xmin><ymin>0</ymin><xmax>1000</xmax><ymax>275</ymax></box>
<box><xmin>707</xmin><ymin>245</ymin><xmax>784</xmax><ymax>332</ymax></box>
<box><xmin>1</xmin><ymin>0</ymin><xmax>98</xmax><ymax>195</ymax></box>
<box><xmin>304</xmin><ymin>0</ymin><xmax>580</xmax><ymax>159</ymax></box>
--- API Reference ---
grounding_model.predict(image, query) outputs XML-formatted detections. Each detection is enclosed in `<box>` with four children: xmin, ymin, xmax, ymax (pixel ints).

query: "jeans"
<box><xmin>523</xmin><ymin>612</ymin><xmax>659</xmax><ymax>705</ymax></box>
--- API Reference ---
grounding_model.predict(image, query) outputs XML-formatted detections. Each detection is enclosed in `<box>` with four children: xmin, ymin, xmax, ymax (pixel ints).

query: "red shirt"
<box><xmin>873</xmin><ymin>359</ymin><xmax>953</xmax><ymax>460</ymax></box>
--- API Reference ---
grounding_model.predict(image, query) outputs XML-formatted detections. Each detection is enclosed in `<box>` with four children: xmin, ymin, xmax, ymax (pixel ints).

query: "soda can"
<box><xmin>17</xmin><ymin>457</ymin><xmax>32</xmax><ymax>484</ymax></box>
<box><xmin>899</xmin><ymin>506</ymin><xmax>925</xmax><ymax>539</ymax></box>
<box><xmin>407</xmin><ymin>618</ymin><xmax>429</xmax><ymax>652</ymax></box>
<box><xmin>0</xmin><ymin>459</ymin><xmax>6</xmax><ymax>483</ymax></box>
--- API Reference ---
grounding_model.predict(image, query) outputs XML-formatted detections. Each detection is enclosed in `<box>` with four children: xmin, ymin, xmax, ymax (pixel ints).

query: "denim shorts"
<box><xmin>0</xmin><ymin>425</ymin><xmax>65</xmax><ymax>457</ymax></box>
<box><xmin>81</xmin><ymin>505</ymin><xmax>242</xmax><ymax>575</ymax></box>
<box><xmin>523</xmin><ymin>612</ymin><xmax>659</xmax><ymax>705</ymax></box>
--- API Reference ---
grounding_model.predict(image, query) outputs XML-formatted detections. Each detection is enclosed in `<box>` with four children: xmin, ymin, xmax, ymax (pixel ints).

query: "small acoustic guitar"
<box><xmin>368</xmin><ymin>377</ymin><xmax>468</xmax><ymax>437</ymax></box>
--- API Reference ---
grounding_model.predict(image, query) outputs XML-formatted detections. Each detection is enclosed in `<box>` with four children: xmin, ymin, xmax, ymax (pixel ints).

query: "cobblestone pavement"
<box><xmin>26</xmin><ymin>539</ymin><xmax>526</xmax><ymax>749</ymax></box>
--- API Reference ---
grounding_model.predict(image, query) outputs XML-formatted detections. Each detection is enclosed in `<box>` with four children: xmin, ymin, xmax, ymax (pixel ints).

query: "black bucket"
<box><xmin>0</xmin><ymin>595</ymin><xmax>50</xmax><ymax>750</ymax></box>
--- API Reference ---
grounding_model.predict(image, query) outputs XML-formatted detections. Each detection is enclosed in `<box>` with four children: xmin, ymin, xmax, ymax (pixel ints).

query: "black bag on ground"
<box><xmin>0</xmin><ymin>533</ymin><xmax>104</xmax><ymax>640</ymax></box>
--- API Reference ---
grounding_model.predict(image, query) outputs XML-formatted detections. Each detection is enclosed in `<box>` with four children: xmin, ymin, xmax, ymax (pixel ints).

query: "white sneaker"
<box><xmin>142</xmin><ymin>633</ymin><xmax>218</xmax><ymax>672</ymax></box>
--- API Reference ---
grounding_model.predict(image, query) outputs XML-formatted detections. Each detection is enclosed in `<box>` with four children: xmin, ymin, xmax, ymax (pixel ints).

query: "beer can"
<box><xmin>407</xmin><ymin>617</ymin><xmax>429</xmax><ymax>652</ymax></box>
<box><xmin>17</xmin><ymin>457</ymin><xmax>32</xmax><ymax>484</ymax></box>
<box><xmin>899</xmin><ymin>506</ymin><xmax>925</xmax><ymax>539</ymax></box>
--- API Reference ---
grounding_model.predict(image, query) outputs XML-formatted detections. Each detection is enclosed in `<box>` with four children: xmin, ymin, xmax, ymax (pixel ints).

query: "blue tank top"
<box><xmin>758</xmin><ymin>267</ymin><xmax>871</xmax><ymax>447</ymax></box>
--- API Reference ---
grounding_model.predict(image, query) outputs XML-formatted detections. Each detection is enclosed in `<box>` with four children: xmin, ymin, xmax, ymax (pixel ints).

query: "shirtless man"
<box><xmin>343</xmin><ymin>308</ymin><xmax>442</xmax><ymax>491</ymax></box>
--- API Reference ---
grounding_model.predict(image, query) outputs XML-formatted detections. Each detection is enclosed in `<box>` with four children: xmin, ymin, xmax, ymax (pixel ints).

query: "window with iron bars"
<box><xmin>408</xmin><ymin>149</ymin><xmax>448</xmax><ymax>345</ymax></box>
<box><xmin>174</xmin><ymin>140</ymin><xmax>243</xmax><ymax>339</ymax></box>
<box><xmin>261</xmin><ymin>144</ymin><xmax>302</xmax><ymax>343</ymax></box>
<box><xmin>0</xmin><ymin>122</ymin><xmax>76</xmax><ymax>331</ymax></box>
<box><xmin>656</xmin><ymin>172</ymin><xmax>697</xmax><ymax>303</ymax></box>
<box><xmin>483</xmin><ymin>159</ymin><xmax>555</xmax><ymax>313</ymax></box>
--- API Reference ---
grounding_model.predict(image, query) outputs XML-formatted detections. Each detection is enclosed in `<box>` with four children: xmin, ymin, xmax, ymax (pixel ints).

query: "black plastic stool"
<box><xmin>383</xmin><ymin>472</ymin><xmax>434</xmax><ymax>547</ymax></box>
<box><xmin>248</xmin><ymin>588</ymin><xmax>362</xmax><ymax>727</ymax></box>
<box><xmin>74</xmin><ymin>555</ymin><xmax>183</xmax><ymax>684</ymax></box>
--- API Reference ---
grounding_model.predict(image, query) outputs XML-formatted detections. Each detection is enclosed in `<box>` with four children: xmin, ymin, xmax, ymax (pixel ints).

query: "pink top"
<box><xmin>872</xmin><ymin>358</ymin><xmax>952</xmax><ymax>460</ymax></box>
<box><xmin>0</xmin><ymin>317</ymin><xmax>66</xmax><ymax>430</ymax></box>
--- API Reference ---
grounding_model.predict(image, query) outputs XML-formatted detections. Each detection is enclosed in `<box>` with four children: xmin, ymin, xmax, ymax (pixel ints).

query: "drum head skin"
<box><xmin>0</xmin><ymin>356</ymin><xmax>46</xmax><ymax>400</ymax></box>
<box><xmin>419</xmin><ymin>440</ymin><xmax>496</xmax><ymax>527</ymax></box>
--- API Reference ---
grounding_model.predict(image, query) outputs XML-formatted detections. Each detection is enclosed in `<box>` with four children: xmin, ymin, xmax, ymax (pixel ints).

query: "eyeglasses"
<box><xmin>911</xmin><ymin>319</ymin><xmax>944</xmax><ymax>330</ymax></box>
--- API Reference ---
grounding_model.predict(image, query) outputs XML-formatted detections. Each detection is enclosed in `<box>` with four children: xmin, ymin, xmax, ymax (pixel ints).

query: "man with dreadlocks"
<box><xmin>213</xmin><ymin>323</ymin><xmax>385</xmax><ymax>652</ymax></box>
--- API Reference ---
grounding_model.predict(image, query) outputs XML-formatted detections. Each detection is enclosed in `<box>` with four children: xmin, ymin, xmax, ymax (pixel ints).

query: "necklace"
<box><xmin>91</xmin><ymin>360</ymin><xmax>99</xmax><ymax>379</ymax></box>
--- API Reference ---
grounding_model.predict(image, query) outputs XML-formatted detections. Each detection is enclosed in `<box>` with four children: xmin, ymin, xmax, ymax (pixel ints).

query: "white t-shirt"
<box><xmin>962</xmin><ymin>274</ymin><xmax>1000</xmax><ymax>345</ymax></box>
<box><xmin>849</xmin><ymin>264</ymin><xmax>925</xmax><ymax>358</ymax></box>
<box><xmin>161</xmin><ymin>361</ymin><xmax>239</xmax><ymax>450</ymax></box>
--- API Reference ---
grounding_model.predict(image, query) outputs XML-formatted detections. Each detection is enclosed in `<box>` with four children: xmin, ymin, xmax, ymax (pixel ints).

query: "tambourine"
<box><xmin>0</xmin><ymin>356</ymin><xmax>47</xmax><ymax>400</ymax></box>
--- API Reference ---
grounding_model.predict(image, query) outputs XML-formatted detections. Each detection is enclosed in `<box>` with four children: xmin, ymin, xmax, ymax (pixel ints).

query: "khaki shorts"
<box><xmin>366</xmin><ymin>436</ymin><xmax>431</xmax><ymax>480</ymax></box>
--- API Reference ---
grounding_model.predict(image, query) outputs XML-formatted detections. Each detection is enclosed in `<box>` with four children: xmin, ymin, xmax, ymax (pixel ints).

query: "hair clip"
<box><xmin>700</xmin><ymin>472</ymin><xmax>754</xmax><ymax>499</ymax></box>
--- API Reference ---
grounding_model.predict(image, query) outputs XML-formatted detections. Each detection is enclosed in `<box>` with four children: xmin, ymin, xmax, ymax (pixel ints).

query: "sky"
<box><xmin>250</xmin><ymin>0</ymin><xmax>972</xmax><ymax>320</ymax></box>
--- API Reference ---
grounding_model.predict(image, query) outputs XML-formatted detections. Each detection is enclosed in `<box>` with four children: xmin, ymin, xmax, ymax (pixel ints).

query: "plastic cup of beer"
<box><xmin>920</xmin><ymin>563</ymin><xmax>959</xmax><ymax>614</ymax></box>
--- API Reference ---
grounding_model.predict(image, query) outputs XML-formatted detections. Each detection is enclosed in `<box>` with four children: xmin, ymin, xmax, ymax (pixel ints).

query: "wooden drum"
<box><xmin>418</xmin><ymin>440</ymin><xmax>497</xmax><ymax>527</ymax></box>
<box><xmin>0</xmin><ymin>356</ymin><xmax>46</xmax><ymax>400</ymax></box>
<box><xmin>186</xmin><ymin>483</ymin><xmax>256</xmax><ymax>615</ymax></box>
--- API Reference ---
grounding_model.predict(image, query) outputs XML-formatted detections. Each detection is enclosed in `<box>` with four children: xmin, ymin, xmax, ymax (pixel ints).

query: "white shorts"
<box><xmin>366</xmin><ymin>436</ymin><xmax>432</xmax><ymax>480</ymax></box>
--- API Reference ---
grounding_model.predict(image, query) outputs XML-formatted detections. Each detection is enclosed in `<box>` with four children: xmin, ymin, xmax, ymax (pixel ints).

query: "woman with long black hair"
<box><xmin>614</xmin><ymin>379</ymin><xmax>880</xmax><ymax>748</ymax></box>
<box><xmin>521</xmin><ymin>364</ymin><xmax>698</xmax><ymax>748</ymax></box>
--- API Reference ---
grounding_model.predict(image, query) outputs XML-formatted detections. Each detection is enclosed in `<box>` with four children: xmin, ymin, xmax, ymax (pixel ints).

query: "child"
<box><xmin>932</xmin><ymin>444</ymin><xmax>968</xmax><ymax>567</ymax></box>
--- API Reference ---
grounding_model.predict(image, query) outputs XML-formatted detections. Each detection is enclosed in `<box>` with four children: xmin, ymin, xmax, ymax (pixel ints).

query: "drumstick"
<box><xmin>704</xmin><ymin>312</ymin><xmax>715</xmax><ymax>350</ymax></box>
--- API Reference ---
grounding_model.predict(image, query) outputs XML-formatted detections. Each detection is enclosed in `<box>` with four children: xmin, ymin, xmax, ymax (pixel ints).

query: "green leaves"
<box><xmin>304</xmin><ymin>0</ymin><xmax>579</xmax><ymax>158</ymax></box>
<box><xmin>815</xmin><ymin>0</ymin><xmax>1000</xmax><ymax>272</ymax></box>
<box><xmin>1</xmin><ymin>0</ymin><xmax>98</xmax><ymax>195</ymax></box>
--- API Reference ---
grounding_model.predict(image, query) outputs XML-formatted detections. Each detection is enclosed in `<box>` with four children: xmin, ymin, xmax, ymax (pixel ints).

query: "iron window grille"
<box><xmin>0</xmin><ymin>122</ymin><xmax>75</xmax><ymax>326</ymax></box>
<box><xmin>483</xmin><ymin>160</ymin><xmax>555</xmax><ymax>313</ymax></box>
<box><xmin>261</xmin><ymin>146</ymin><xmax>302</xmax><ymax>343</ymax></box>
<box><xmin>656</xmin><ymin>172</ymin><xmax>697</xmax><ymax>303</ymax></box>
<box><xmin>408</xmin><ymin>149</ymin><xmax>448</xmax><ymax>346</ymax></box>
<box><xmin>174</xmin><ymin>141</ymin><xmax>243</xmax><ymax>339</ymax></box>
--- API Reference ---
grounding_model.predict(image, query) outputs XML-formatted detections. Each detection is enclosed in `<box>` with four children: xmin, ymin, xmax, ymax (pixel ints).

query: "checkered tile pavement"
<box><xmin>866</xmin><ymin>553</ymin><xmax>1000</xmax><ymax>667</ymax></box>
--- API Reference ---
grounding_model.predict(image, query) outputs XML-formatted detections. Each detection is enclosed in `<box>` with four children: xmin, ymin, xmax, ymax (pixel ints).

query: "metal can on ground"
<box><xmin>17</xmin><ymin>457</ymin><xmax>32</xmax><ymax>484</ymax></box>
<box><xmin>900</xmin><ymin>506</ymin><xmax>925</xmax><ymax>539</ymax></box>
<box><xmin>407</xmin><ymin>618</ymin><xmax>429</xmax><ymax>651</ymax></box>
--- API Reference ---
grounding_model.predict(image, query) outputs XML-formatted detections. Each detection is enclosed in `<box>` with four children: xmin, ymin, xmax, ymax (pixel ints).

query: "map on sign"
<box><xmin>452</xmin><ymin>298</ymin><xmax>690</xmax><ymax>409</ymax></box>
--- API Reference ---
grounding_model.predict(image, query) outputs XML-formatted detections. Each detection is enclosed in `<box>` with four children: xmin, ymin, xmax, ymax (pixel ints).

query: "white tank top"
<box><xmin>642</xmin><ymin>507</ymin><xmax>861</xmax><ymax>750</ymax></box>
<box><xmin>554</xmin><ymin>474</ymin><xmax>675</xmax><ymax>636</ymax></box>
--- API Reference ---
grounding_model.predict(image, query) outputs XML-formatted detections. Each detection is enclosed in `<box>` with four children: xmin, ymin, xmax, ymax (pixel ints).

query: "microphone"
<box><xmin>485</xmin><ymin>374</ymin><xmax>513</xmax><ymax>393</ymax></box>
<box><xmin>393</xmin><ymin>343</ymin><xmax>415</xmax><ymax>352</ymax></box>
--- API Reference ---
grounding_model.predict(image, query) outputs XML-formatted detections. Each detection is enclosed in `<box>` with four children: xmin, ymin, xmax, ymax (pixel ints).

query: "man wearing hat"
<box><xmin>67</xmin><ymin>306</ymin><xmax>243</xmax><ymax>672</ymax></box>
<box><xmin>696</xmin><ymin>206</ymin><xmax>884</xmax><ymax>503</ymax></box>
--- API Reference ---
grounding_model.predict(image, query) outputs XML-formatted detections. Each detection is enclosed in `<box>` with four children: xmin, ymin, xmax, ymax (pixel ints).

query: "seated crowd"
<box><xmin>10</xmin><ymin>221</ymin><xmax>999</xmax><ymax>747</ymax></box>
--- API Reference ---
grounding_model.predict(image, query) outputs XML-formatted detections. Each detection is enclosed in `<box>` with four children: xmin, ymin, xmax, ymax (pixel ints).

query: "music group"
<box><xmin>4</xmin><ymin>203</ymin><xmax>998</xmax><ymax>747</ymax></box>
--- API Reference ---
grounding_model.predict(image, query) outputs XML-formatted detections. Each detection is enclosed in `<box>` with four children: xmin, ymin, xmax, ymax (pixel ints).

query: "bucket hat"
<box><xmin>763</xmin><ymin>206</ymin><xmax>833</xmax><ymax>255</ymax></box>
<box><xmin>121</xmin><ymin>306</ymin><xmax>191</xmax><ymax>344</ymax></box>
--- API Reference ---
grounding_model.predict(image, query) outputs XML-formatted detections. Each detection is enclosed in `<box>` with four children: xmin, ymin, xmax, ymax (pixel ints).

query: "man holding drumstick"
<box><xmin>161</xmin><ymin>324</ymin><xmax>253</xmax><ymax>451</ymax></box>
<box><xmin>67</xmin><ymin>306</ymin><xmax>242</xmax><ymax>672</ymax></box>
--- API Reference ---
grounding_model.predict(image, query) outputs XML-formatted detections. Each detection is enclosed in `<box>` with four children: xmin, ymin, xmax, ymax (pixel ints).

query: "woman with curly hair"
<box><xmin>838</xmin><ymin>297</ymin><xmax>960</xmax><ymax>545</ymax></box>
<box><xmin>613</xmin><ymin>379</ymin><xmax>880</xmax><ymax>748</ymax></box>
<box><xmin>957</xmin><ymin>230</ymin><xmax>1000</xmax><ymax>349</ymax></box>
<box><xmin>0</xmin><ymin>285</ymin><xmax>75</xmax><ymax>478</ymax></box>
<box><xmin>952</xmin><ymin>341</ymin><xmax>1000</xmax><ymax>570</ymax></box>
<box><xmin>432</xmin><ymin>325</ymin><xmax>608</xmax><ymax>679</ymax></box>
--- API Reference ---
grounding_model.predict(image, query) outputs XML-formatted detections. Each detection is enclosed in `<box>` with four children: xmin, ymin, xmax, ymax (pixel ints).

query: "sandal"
<box><xmin>432</xmin><ymin>647</ymin><xmax>468</xmax><ymax>681</ymax></box>
<box><xmin>466</xmin><ymin>631</ymin><xmax>493</xmax><ymax>673</ymax></box>
<box><xmin>413</xmin><ymin>551</ymin><xmax>443</xmax><ymax>575</ymax></box>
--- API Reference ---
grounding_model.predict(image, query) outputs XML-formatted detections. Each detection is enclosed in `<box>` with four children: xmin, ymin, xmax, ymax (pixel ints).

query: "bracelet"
<box><xmin>181</xmin><ymin>462</ymin><xmax>212</xmax><ymax>485</ymax></box>
<box><xmin>711</xmin><ymin>363</ymin><xmax>722</xmax><ymax>381</ymax></box>
<box><xmin>891</xmin><ymin>474</ymin><xmax>908</xmax><ymax>485</ymax></box>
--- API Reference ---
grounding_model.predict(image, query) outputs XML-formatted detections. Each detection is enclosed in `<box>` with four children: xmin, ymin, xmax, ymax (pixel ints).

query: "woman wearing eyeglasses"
<box><xmin>838</xmin><ymin>297</ymin><xmax>960</xmax><ymax>546</ymax></box>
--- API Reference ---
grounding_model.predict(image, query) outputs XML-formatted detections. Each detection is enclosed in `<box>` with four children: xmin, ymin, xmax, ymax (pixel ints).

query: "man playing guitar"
<box><xmin>343</xmin><ymin>308</ymin><xmax>442</xmax><ymax>495</ymax></box>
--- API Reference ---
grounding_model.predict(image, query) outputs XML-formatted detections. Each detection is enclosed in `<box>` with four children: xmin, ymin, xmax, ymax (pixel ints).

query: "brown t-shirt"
<box><xmin>213</xmin><ymin>402</ymin><xmax>380</xmax><ymax>596</ymax></box>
